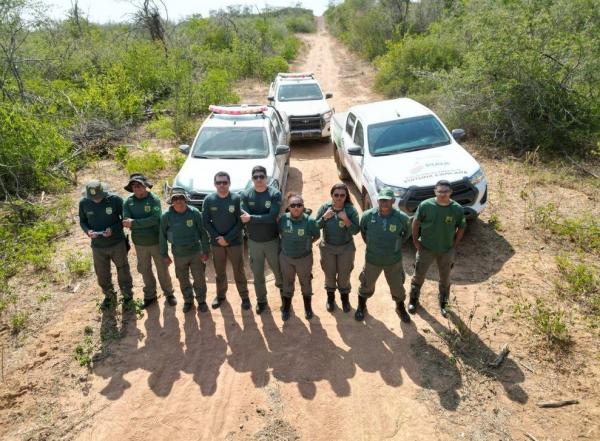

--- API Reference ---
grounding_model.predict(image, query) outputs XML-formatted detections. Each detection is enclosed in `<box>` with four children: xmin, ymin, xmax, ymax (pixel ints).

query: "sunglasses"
<box><xmin>252</xmin><ymin>174</ymin><xmax>266</xmax><ymax>180</ymax></box>
<box><xmin>215</xmin><ymin>181</ymin><xmax>229</xmax><ymax>185</ymax></box>
<box><xmin>171</xmin><ymin>196</ymin><xmax>186</xmax><ymax>201</ymax></box>
<box><xmin>332</xmin><ymin>193</ymin><xmax>346</xmax><ymax>198</ymax></box>
<box><xmin>289</xmin><ymin>203</ymin><xmax>304</xmax><ymax>208</ymax></box>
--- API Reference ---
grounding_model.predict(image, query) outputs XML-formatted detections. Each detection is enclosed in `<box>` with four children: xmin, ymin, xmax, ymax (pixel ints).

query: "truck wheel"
<box><xmin>361</xmin><ymin>189</ymin><xmax>372</xmax><ymax>210</ymax></box>
<box><xmin>334</xmin><ymin>146</ymin><xmax>350</xmax><ymax>180</ymax></box>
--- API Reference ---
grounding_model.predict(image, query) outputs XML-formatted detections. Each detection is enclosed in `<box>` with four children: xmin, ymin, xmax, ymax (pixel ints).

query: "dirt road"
<box><xmin>2</xmin><ymin>17</ymin><xmax>599</xmax><ymax>441</ymax></box>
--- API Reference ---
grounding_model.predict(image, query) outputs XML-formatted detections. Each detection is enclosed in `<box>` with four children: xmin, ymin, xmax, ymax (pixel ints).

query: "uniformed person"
<box><xmin>315</xmin><ymin>182</ymin><xmax>359</xmax><ymax>313</ymax></box>
<box><xmin>410</xmin><ymin>180</ymin><xmax>466</xmax><ymax>317</ymax></box>
<box><xmin>79</xmin><ymin>180</ymin><xmax>133</xmax><ymax>310</ymax></box>
<box><xmin>159</xmin><ymin>189</ymin><xmax>210</xmax><ymax>313</ymax></box>
<box><xmin>278</xmin><ymin>193</ymin><xmax>320</xmax><ymax>321</ymax></box>
<box><xmin>202</xmin><ymin>171</ymin><xmax>250</xmax><ymax>310</ymax></box>
<box><xmin>355</xmin><ymin>188</ymin><xmax>411</xmax><ymax>323</ymax></box>
<box><xmin>122</xmin><ymin>173</ymin><xmax>174</xmax><ymax>309</ymax></box>
<box><xmin>240</xmin><ymin>165</ymin><xmax>283</xmax><ymax>314</ymax></box>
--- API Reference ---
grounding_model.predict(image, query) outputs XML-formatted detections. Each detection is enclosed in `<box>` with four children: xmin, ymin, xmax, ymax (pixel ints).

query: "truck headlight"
<box><xmin>322</xmin><ymin>110</ymin><xmax>332</xmax><ymax>121</ymax></box>
<box><xmin>375</xmin><ymin>177</ymin><xmax>407</xmax><ymax>199</ymax></box>
<box><xmin>469</xmin><ymin>168</ymin><xmax>485</xmax><ymax>185</ymax></box>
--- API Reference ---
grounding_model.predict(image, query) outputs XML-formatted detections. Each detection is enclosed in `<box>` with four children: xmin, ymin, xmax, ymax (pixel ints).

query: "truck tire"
<box><xmin>361</xmin><ymin>189</ymin><xmax>372</xmax><ymax>211</ymax></box>
<box><xmin>334</xmin><ymin>146</ymin><xmax>350</xmax><ymax>180</ymax></box>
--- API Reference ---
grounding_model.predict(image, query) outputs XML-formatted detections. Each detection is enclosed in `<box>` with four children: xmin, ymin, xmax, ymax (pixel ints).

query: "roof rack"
<box><xmin>276</xmin><ymin>72</ymin><xmax>314</xmax><ymax>79</ymax></box>
<box><xmin>208</xmin><ymin>104</ymin><xmax>268</xmax><ymax>115</ymax></box>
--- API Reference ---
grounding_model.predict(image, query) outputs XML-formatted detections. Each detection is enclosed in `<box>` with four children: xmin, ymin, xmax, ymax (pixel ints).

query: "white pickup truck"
<box><xmin>268</xmin><ymin>72</ymin><xmax>333</xmax><ymax>142</ymax></box>
<box><xmin>332</xmin><ymin>98</ymin><xmax>487</xmax><ymax>218</ymax></box>
<box><xmin>168</xmin><ymin>104</ymin><xmax>291</xmax><ymax>208</ymax></box>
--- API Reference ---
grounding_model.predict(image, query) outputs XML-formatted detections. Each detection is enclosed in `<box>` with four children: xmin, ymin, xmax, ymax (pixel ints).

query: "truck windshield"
<box><xmin>277</xmin><ymin>84</ymin><xmax>323</xmax><ymax>102</ymax></box>
<box><xmin>368</xmin><ymin>115</ymin><xmax>451</xmax><ymax>156</ymax></box>
<box><xmin>192</xmin><ymin>127</ymin><xmax>269</xmax><ymax>159</ymax></box>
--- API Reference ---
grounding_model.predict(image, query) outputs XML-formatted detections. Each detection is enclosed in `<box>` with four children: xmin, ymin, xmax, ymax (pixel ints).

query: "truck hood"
<box><xmin>173</xmin><ymin>157</ymin><xmax>273</xmax><ymax>193</ymax></box>
<box><xmin>368</xmin><ymin>144</ymin><xmax>481</xmax><ymax>188</ymax></box>
<box><xmin>276</xmin><ymin>100</ymin><xmax>331</xmax><ymax>117</ymax></box>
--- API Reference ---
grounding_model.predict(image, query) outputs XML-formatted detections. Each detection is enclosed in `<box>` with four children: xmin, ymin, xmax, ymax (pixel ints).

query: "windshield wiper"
<box><xmin>192</xmin><ymin>154</ymin><xmax>211</xmax><ymax>158</ymax></box>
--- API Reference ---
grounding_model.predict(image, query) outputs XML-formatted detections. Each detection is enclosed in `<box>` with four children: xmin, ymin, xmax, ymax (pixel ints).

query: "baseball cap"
<box><xmin>85</xmin><ymin>181</ymin><xmax>108</xmax><ymax>200</ymax></box>
<box><xmin>377</xmin><ymin>188</ymin><xmax>394</xmax><ymax>200</ymax></box>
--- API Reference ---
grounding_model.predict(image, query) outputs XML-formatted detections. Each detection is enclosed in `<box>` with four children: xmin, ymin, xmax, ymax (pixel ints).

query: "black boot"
<box><xmin>303</xmin><ymin>296</ymin><xmax>314</xmax><ymax>320</ymax></box>
<box><xmin>396</xmin><ymin>301</ymin><xmax>411</xmax><ymax>323</ymax></box>
<box><xmin>326</xmin><ymin>291</ymin><xmax>335</xmax><ymax>312</ymax></box>
<box><xmin>408</xmin><ymin>283</ymin><xmax>421</xmax><ymax>315</ymax></box>
<box><xmin>255</xmin><ymin>302</ymin><xmax>268</xmax><ymax>315</ymax></box>
<box><xmin>439</xmin><ymin>284</ymin><xmax>450</xmax><ymax>317</ymax></box>
<box><xmin>281</xmin><ymin>296</ymin><xmax>292</xmax><ymax>321</ymax></box>
<box><xmin>354</xmin><ymin>296</ymin><xmax>367</xmax><ymax>321</ymax></box>
<box><xmin>141</xmin><ymin>297</ymin><xmax>157</xmax><ymax>309</ymax></box>
<box><xmin>340</xmin><ymin>293</ymin><xmax>351</xmax><ymax>313</ymax></box>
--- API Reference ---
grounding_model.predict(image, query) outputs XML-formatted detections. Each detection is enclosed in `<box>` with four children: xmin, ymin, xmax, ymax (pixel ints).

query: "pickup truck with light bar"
<box><xmin>332</xmin><ymin>98</ymin><xmax>487</xmax><ymax>218</ymax></box>
<box><xmin>268</xmin><ymin>72</ymin><xmax>333</xmax><ymax>142</ymax></box>
<box><xmin>166</xmin><ymin>104</ymin><xmax>291</xmax><ymax>208</ymax></box>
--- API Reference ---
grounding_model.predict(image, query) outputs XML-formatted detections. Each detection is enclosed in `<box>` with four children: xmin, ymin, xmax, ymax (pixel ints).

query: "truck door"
<box><xmin>341</xmin><ymin>112</ymin><xmax>356</xmax><ymax>168</ymax></box>
<box><xmin>348</xmin><ymin>119</ymin><xmax>365</xmax><ymax>184</ymax></box>
<box><xmin>269</xmin><ymin>122</ymin><xmax>285</xmax><ymax>188</ymax></box>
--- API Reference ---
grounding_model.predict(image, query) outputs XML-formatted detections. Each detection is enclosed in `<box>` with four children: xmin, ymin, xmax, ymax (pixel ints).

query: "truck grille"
<box><xmin>289</xmin><ymin>115</ymin><xmax>322</xmax><ymax>132</ymax></box>
<box><xmin>189</xmin><ymin>192</ymin><xmax>208</xmax><ymax>209</ymax></box>
<box><xmin>403</xmin><ymin>179</ymin><xmax>478</xmax><ymax>214</ymax></box>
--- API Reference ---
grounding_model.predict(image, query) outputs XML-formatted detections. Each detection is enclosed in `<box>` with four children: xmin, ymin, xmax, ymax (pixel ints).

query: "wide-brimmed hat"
<box><xmin>124</xmin><ymin>173</ymin><xmax>153</xmax><ymax>192</ymax></box>
<box><xmin>168</xmin><ymin>188</ymin><xmax>190</xmax><ymax>204</ymax></box>
<box><xmin>84</xmin><ymin>180</ymin><xmax>109</xmax><ymax>200</ymax></box>
<box><xmin>377</xmin><ymin>188</ymin><xmax>394</xmax><ymax>200</ymax></box>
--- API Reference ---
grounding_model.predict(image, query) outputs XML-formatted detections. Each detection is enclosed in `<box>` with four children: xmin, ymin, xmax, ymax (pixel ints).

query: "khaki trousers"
<box><xmin>411</xmin><ymin>246</ymin><xmax>455</xmax><ymax>290</ymax></box>
<box><xmin>92</xmin><ymin>241</ymin><xmax>133</xmax><ymax>298</ymax></box>
<box><xmin>280</xmin><ymin>252</ymin><xmax>313</xmax><ymax>298</ymax></box>
<box><xmin>319</xmin><ymin>241</ymin><xmax>355</xmax><ymax>294</ymax></box>
<box><xmin>212</xmin><ymin>245</ymin><xmax>249</xmax><ymax>299</ymax></box>
<box><xmin>358</xmin><ymin>260</ymin><xmax>406</xmax><ymax>303</ymax></box>
<box><xmin>174</xmin><ymin>252</ymin><xmax>207</xmax><ymax>303</ymax></box>
<box><xmin>134</xmin><ymin>243</ymin><xmax>174</xmax><ymax>299</ymax></box>
<box><xmin>248</xmin><ymin>239</ymin><xmax>282</xmax><ymax>303</ymax></box>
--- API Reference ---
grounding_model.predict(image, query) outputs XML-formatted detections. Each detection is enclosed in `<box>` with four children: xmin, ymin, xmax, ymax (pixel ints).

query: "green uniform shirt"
<box><xmin>160</xmin><ymin>205</ymin><xmax>209</xmax><ymax>257</ymax></box>
<box><xmin>123</xmin><ymin>192</ymin><xmax>162</xmax><ymax>246</ymax></box>
<box><xmin>240</xmin><ymin>187</ymin><xmax>281</xmax><ymax>242</ymax></box>
<box><xmin>79</xmin><ymin>194</ymin><xmax>125</xmax><ymax>248</ymax></box>
<box><xmin>360</xmin><ymin>207</ymin><xmax>411</xmax><ymax>266</ymax></box>
<box><xmin>315</xmin><ymin>202</ymin><xmax>360</xmax><ymax>245</ymax></box>
<box><xmin>202</xmin><ymin>192</ymin><xmax>243</xmax><ymax>246</ymax></box>
<box><xmin>278</xmin><ymin>213</ymin><xmax>320</xmax><ymax>258</ymax></box>
<box><xmin>415</xmin><ymin>198</ymin><xmax>466</xmax><ymax>253</ymax></box>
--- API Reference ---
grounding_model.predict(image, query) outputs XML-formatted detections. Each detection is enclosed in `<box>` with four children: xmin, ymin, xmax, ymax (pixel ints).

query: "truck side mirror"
<box><xmin>325</xmin><ymin>92</ymin><xmax>333</xmax><ymax>99</ymax></box>
<box><xmin>179</xmin><ymin>144</ymin><xmax>190</xmax><ymax>155</ymax></box>
<box><xmin>347</xmin><ymin>146</ymin><xmax>363</xmax><ymax>156</ymax></box>
<box><xmin>452</xmin><ymin>128</ymin><xmax>466</xmax><ymax>141</ymax></box>
<box><xmin>275</xmin><ymin>145</ymin><xmax>290</xmax><ymax>155</ymax></box>
<box><xmin>267</xmin><ymin>95</ymin><xmax>275</xmax><ymax>101</ymax></box>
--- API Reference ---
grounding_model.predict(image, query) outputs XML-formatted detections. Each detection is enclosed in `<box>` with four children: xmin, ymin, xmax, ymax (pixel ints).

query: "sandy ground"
<box><xmin>1</xmin><ymin>17</ymin><xmax>599</xmax><ymax>441</ymax></box>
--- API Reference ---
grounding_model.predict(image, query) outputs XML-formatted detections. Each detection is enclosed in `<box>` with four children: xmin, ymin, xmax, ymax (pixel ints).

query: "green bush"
<box><xmin>125</xmin><ymin>152</ymin><xmax>166</xmax><ymax>177</ymax></box>
<box><xmin>65</xmin><ymin>251</ymin><xmax>93</xmax><ymax>278</ymax></box>
<box><xmin>534</xmin><ymin>203</ymin><xmax>600</xmax><ymax>255</ymax></box>
<box><xmin>10</xmin><ymin>311</ymin><xmax>28</xmax><ymax>334</ymax></box>
<box><xmin>555</xmin><ymin>255</ymin><xmax>600</xmax><ymax>319</ymax></box>
<box><xmin>146</xmin><ymin>116</ymin><xmax>176</xmax><ymax>140</ymax></box>
<box><xmin>285</xmin><ymin>15</ymin><xmax>316</xmax><ymax>33</ymax></box>
<box><xmin>375</xmin><ymin>33</ymin><xmax>461</xmax><ymax>97</ymax></box>
<box><xmin>259</xmin><ymin>56</ymin><xmax>289</xmax><ymax>81</ymax></box>
<box><xmin>0</xmin><ymin>104</ymin><xmax>73</xmax><ymax>197</ymax></box>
